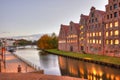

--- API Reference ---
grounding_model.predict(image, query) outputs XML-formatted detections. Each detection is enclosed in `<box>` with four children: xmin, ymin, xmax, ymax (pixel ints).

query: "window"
<box><xmin>106</xmin><ymin>40</ymin><xmax>109</xmax><ymax>44</ymax></box>
<box><xmin>91</xmin><ymin>13</ymin><xmax>94</xmax><ymax>17</ymax></box>
<box><xmin>87</xmin><ymin>40</ymin><xmax>89</xmax><ymax>43</ymax></box>
<box><xmin>106</xmin><ymin>32</ymin><xmax>109</xmax><ymax>37</ymax></box>
<box><xmin>92</xmin><ymin>19</ymin><xmax>94</xmax><ymax>23</ymax></box>
<box><xmin>89</xmin><ymin>20</ymin><xmax>91</xmax><ymax>23</ymax></box>
<box><xmin>115</xmin><ymin>30</ymin><xmax>119</xmax><ymax>35</ymax></box>
<box><xmin>115</xmin><ymin>21</ymin><xmax>118</xmax><ymax>27</ymax></box>
<box><xmin>110</xmin><ymin>40</ymin><xmax>113</xmax><ymax>45</ymax></box>
<box><xmin>96</xmin><ymin>40</ymin><xmax>98</xmax><ymax>44</ymax></box>
<box><xmin>107</xmin><ymin>15</ymin><xmax>109</xmax><ymax>19</ymax></box>
<box><xmin>81</xmin><ymin>32</ymin><xmax>83</xmax><ymax>35</ymax></box>
<box><xmin>110</xmin><ymin>31</ymin><xmax>113</xmax><ymax>36</ymax></box>
<box><xmin>114</xmin><ymin>4</ymin><xmax>117</xmax><ymax>9</ymax></box>
<box><xmin>114</xmin><ymin>12</ymin><xmax>117</xmax><ymax>17</ymax></box>
<box><xmin>93</xmin><ymin>39</ymin><xmax>95</xmax><ymax>44</ymax></box>
<box><xmin>110</xmin><ymin>6</ymin><xmax>112</xmax><ymax>10</ymax></box>
<box><xmin>90</xmin><ymin>40</ymin><xmax>92</xmax><ymax>43</ymax></box>
<box><xmin>110</xmin><ymin>23</ymin><xmax>113</xmax><ymax>27</ymax></box>
<box><xmin>96</xmin><ymin>32</ymin><xmax>98</xmax><ymax>36</ymax></box>
<box><xmin>99</xmin><ymin>40</ymin><xmax>101</xmax><ymax>44</ymax></box>
<box><xmin>80</xmin><ymin>26</ymin><xmax>83</xmax><ymax>30</ymax></box>
<box><xmin>115</xmin><ymin>39</ymin><xmax>119</xmax><ymax>44</ymax></box>
<box><xmin>93</xmin><ymin>32</ymin><xmax>95</xmax><ymax>36</ymax></box>
<box><xmin>99</xmin><ymin>32</ymin><xmax>101</xmax><ymax>36</ymax></box>
<box><xmin>95</xmin><ymin>18</ymin><xmax>97</xmax><ymax>22</ymax></box>
<box><xmin>110</xmin><ymin>14</ymin><xmax>112</xmax><ymax>18</ymax></box>
<box><xmin>106</xmin><ymin>24</ymin><xmax>108</xmax><ymax>28</ymax></box>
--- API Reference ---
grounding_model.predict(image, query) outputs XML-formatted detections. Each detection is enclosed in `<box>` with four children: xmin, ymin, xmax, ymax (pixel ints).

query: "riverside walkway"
<box><xmin>1</xmin><ymin>51</ymin><xmax>35</xmax><ymax>73</ymax></box>
<box><xmin>0</xmin><ymin>73</ymin><xmax>83</xmax><ymax>80</ymax></box>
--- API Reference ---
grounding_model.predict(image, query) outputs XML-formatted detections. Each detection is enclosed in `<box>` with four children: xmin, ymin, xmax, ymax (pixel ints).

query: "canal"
<box><xmin>14</xmin><ymin>49</ymin><xmax>120</xmax><ymax>80</ymax></box>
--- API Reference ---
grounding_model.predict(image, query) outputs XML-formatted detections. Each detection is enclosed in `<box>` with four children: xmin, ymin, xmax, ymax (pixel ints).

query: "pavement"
<box><xmin>1</xmin><ymin>51</ymin><xmax>35</xmax><ymax>73</ymax></box>
<box><xmin>0</xmin><ymin>73</ymin><xmax>84</xmax><ymax>80</ymax></box>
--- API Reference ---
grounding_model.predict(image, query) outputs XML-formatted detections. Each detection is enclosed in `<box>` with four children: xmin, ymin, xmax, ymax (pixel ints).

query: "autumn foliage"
<box><xmin>37</xmin><ymin>33</ymin><xmax>58</xmax><ymax>49</ymax></box>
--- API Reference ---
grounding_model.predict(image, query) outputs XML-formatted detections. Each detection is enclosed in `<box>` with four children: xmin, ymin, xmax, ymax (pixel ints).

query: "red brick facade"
<box><xmin>58</xmin><ymin>22</ymin><xmax>80</xmax><ymax>52</ymax></box>
<box><xmin>58</xmin><ymin>0</ymin><xmax>120</xmax><ymax>57</ymax></box>
<box><xmin>58</xmin><ymin>24</ymin><xmax>68</xmax><ymax>51</ymax></box>
<box><xmin>104</xmin><ymin>0</ymin><xmax>120</xmax><ymax>57</ymax></box>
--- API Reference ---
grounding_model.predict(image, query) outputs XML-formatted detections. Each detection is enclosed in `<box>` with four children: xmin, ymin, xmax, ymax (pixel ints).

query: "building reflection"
<box><xmin>58</xmin><ymin>56</ymin><xmax>120</xmax><ymax>80</ymax></box>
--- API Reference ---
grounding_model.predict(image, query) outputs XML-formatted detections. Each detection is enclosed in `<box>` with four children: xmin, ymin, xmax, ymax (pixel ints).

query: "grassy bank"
<box><xmin>46</xmin><ymin>49</ymin><xmax>120</xmax><ymax>65</ymax></box>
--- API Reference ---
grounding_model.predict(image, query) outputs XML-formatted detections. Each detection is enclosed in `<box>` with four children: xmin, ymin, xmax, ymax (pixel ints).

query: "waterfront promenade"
<box><xmin>0</xmin><ymin>73</ymin><xmax>83</xmax><ymax>80</ymax></box>
<box><xmin>0</xmin><ymin>51</ymin><xmax>84</xmax><ymax>80</ymax></box>
<box><xmin>1</xmin><ymin>51</ymin><xmax>35</xmax><ymax>73</ymax></box>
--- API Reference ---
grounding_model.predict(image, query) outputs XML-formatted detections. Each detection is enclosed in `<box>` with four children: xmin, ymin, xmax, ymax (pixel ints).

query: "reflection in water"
<box><xmin>58</xmin><ymin>56</ymin><xmax>120</xmax><ymax>80</ymax></box>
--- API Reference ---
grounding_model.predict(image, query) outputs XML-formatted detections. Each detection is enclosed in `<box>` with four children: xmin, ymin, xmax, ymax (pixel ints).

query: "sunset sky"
<box><xmin>0</xmin><ymin>0</ymin><xmax>108</xmax><ymax>37</ymax></box>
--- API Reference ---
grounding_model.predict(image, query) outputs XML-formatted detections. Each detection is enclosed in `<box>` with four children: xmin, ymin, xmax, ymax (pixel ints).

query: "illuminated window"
<box><xmin>115</xmin><ymin>21</ymin><xmax>118</xmax><ymax>27</ymax></box>
<box><xmin>99</xmin><ymin>32</ymin><xmax>101</xmax><ymax>36</ymax></box>
<box><xmin>96</xmin><ymin>32</ymin><xmax>98</xmax><ymax>36</ymax></box>
<box><xmin>93</xmin><ymin>32</ymin><xmax>95</xmax><ymax>36</ymax></box>
<box><xmin>96</xmin><ymin>40</ymin><xmax>98</xmax><ymax>44</ymax></box>
<box><xmin>81</xmin><ymin>32</ymin><xmax>83</xmax><ymax>34</ymax></box>
<box><xmin>80</xmin><ymin>37</ymin><xmax>84</xmax><ymax>41</ymax></box>
<box><xmin>93</xmin><ymin>39</ymin><xmax>95</xmax><ymax>43</ymax></box>
<box><xmin>114</xmin><ymin>30</ymin><xmax>119</xmax><ymax>35</ymax></box>
<box><xmin>115</xmin><ymin>39</ymin><xmax>119</xmax><ymax>44</ymax></box>
<box><xmin>87</xmin><ymin>40</ymin><xmax>89</xmax><ymax>43</ymax></box>
<box><xmin>106</xmin><ymin>24</ymin><xmax>108</xmax><ymax>28</ymax></box>
<box><xmin>106</xmin><ymin>32</ymin><xmax>109</xmax><ymax>37</ymax></box>
<box><xmin>90</xmin><ymin>40</ymin><xmax>92</xmax><ymax>43</ymax></box>
<box><xmin>110</xmin><ymin>31</ymin><xmax>113</xmax><ymax>36</ymax></box>
<box><xmin>87</xmin><ymin>33</ymin><xmax>89</xmax><ymax>37</ymax></box>
<box><xmin>110</xmin><ymin>40</ymin><xmax>113</xmax><ymax>45</ymax></box>
<box><xmin>99</xmin><ymin>40</ymin><xmax>101</xmax><ymax>44</ymax></box>
<box><xmin>106</xmin><ymin>40</ymin><xmax>109</xmax><ymax>44</ymax></box>
<box><xmin>110</xmin><ymin>23</ymin><xmax>113</xmax><ymax>28</ymax></box>
<box><xmin>80</xmin><ymin>26</ymin><xmax>83</xmax><ymax>30</ymax></box>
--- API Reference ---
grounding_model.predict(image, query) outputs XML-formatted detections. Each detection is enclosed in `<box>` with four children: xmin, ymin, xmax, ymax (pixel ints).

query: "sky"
<box><xmin>0</xmin><ymin>0</ymin><xmax>108</xmax><ymax>37</ymax></box>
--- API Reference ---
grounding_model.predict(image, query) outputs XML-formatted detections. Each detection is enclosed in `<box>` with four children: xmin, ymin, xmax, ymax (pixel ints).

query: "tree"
<box><xmin>37</xmin><ymin>33</ymin><xmax>58</xmax><ymax>49</ymax></box>
<box><xmin>15</xmin><ymin>39</ymin><xmax>32</xmax><ymax>46</ymax></box>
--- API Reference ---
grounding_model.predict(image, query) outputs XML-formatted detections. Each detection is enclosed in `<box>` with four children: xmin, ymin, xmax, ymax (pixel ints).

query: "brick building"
<box><xmin>104</xmin><ymin>0</ymin><xmax>120</xmax><ymax>57</ymax></box>
<box><xmin>79</xmin><ymin>14</ymin><xmax>89</xmax><ymax>53</ymax></box>
<box><xmin>58</xmin><ymin>0</ymin><xmax>120</xmax><ymax>57</ymax></box>
<box><xmin>87</xmin><ymin>7</ymin><xmax>105</xmax><ymax>55</ymax></box>
<box><xmin>66</xmin><ymin>21</ymin><xmax>80</xmax><ymax>52</ymax></box>
<box><xmin>58</xmin><ymin>24</ymin><xmax>69</xmax><ymax>51</ymax></box>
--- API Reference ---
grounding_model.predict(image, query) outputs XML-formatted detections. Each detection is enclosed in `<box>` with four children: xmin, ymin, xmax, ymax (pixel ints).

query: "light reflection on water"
<box><xmin>15</xmin><ymin>49</ymin><xmax>120</xmax><ymax>80</ymax></box>
<box><xmin>59</xmin><ymin>56</ymin><xmax>120</xmax><ymax>80</ymax></box>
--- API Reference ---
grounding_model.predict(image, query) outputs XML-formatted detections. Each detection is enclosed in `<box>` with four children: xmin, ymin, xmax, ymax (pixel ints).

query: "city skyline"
<box><xmin>0</xmin><ymin>0</ymin><xmax>107</xmax><ymax>37</ymax></box>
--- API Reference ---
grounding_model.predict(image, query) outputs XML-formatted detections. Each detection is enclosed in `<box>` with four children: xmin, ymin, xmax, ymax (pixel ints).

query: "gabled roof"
<box><xmin>96</xmin><ymin>10</ymin><xmax>105</xmax><ymax>16</ymax></box>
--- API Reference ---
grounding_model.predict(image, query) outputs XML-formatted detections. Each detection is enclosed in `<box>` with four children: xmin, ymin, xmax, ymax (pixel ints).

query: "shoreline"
<box><xmin>45</xmin><ymin>49</ymin><xmax>120</xmax><ymax>69</ymax></box>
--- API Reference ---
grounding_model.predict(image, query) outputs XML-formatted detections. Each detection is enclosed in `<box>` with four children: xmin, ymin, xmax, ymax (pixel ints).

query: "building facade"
<box><xmin>58</xmin><ymin>24</ymin><xmax>69</xmax><ymax>51</ymax></box>
<box><xmin>104</xmin><ymin>0</ymin><xmax>120</xmax><ymax>57</ymax></box>
<box><xmin>58</xmin><ymin>0</ymin><xmax>120</xmax><ymax>57</ymax></box>
<box><xmin>87</xmin><ymin>7</ymin><xmax>105</xmax><ymax>55</ymax></box>
<box><xmin>66</xmin><ymin>21</ymin><xmax>80</xmax><ymax>52</ymax></box>
<box><xmin>79</xmin><ymin>14</ymin><xmax>88</xmax><ymax>53</ymax></box>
